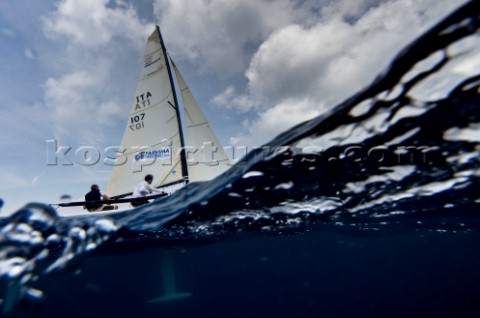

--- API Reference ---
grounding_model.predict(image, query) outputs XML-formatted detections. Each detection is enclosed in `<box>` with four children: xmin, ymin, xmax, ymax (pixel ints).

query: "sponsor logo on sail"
<box><xmin>134</xmin><ymin>149</ymin><xmax>170</xmax><ymax>161</ymax></box>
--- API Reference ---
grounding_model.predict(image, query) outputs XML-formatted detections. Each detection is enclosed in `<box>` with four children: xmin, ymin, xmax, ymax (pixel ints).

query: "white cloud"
<box><xmin>230</xmin><ymin>98</ymin><xmax>323</xmax><ymax>147</ymax></box>
<box><xmin>211</xmin><ymin>85</ymin><xmax>258</xmax><ymax>113</ymax></box>
<box><xmin>44</xmin><ymin>70</ymin><xmax>124</xmax><ymax>142</ymax></box>
<box><xmin>40</xmin><ymin>0</ymin><xmax>156</xmax><ymax>144</ymax></box>
<box><xmin>233</xmin><ymin>0</ymin><xmax>468</xmax><ymax>148</ymax></box>
<box><xmin>212</xmin><ymin>85</ymin><xmax>235</xmax><ymax>106</ymax></box>
<box><xmin>42</xmin><ymin>0</ymin><xmax>153</xmax><ymax>48</ymax></box>
<box><xmin>153</xmin><ymin>0</ymin><xmax>307</xmax><ymax>74</ymax></box>
<box><xmin>246</xmin><ymin>21</ymin><xmax>357</xmax><ymax>105</ymax></box>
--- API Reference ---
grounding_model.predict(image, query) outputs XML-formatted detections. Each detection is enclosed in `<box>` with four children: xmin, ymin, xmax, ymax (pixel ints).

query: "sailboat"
<box><xmin>55</xmin><ymin>26</ymin><xmax>230</xmax><ymax>215</ymax></box>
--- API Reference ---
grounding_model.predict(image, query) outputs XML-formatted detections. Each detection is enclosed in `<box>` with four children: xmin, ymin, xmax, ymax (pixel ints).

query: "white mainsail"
<box><xmin>107</xmin><ymin>26</ymin><xmax>230</xmax><ymax>197</ymax></box>
<box><xmin>107</xmin><ymin>27</ymin><xmax>185</xmax><ymax>196</ymax></box>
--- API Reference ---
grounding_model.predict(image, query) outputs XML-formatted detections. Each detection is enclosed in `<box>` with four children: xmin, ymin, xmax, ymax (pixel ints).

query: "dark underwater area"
<box><xmin>20</xmin><ymin>227</ymin><xmax>480</xmax><ymax>318</ymax></box>
<box><xmin>1</xmin><ymin>1</ymin><xmax>480</xmax><ymax>317</ymax></box>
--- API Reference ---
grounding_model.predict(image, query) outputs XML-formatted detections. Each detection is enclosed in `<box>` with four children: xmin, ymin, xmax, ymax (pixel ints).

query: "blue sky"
<box><xmin>0</xmin><ymin>0</ymin><xmax>467</xmax><ymax>213</ymax></box>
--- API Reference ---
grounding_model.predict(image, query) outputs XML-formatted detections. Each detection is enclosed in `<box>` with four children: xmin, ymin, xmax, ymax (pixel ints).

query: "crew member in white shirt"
<box><xmin>131</xmin><ymin>174</ymin><xmax>164</xmax><ymax>207</ymax></box>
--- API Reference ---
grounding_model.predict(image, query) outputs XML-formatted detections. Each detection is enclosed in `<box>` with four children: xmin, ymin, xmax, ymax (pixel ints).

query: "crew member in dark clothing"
<box><xmin>84</xmin><ymin>184</ymin><xmax>117</xmax><ymax>212</ymax></box>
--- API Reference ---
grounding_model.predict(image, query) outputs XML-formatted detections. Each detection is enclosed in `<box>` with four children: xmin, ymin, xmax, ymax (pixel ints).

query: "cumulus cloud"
<box><xmin>231</xmin><ymin>0</ymin><xmax>468</xmax><ymax>148</ymax></box>
<box><xmin>44</xmin><ymin>69</ymin><xmax>124</xmax><ymax>142</ymax></box>
<box><xmin>248</xmin><ymin>0</ymin><xmax>465</xmax><ymax>104</ymax></box>
<box><xmin>230</xmin><ymin>97</ymin><xmax>323</xmax><ymax>148</ymax></box>
<box><xmin>153</xmin><ymin>0</ymin><xmax>308</xmax><ymax>74</ymax></box>
<box><xmin>40</xmin><ymin>0</ymin><xmax>156</xmax><ymax>144</ymax></box>
<box><xmin>211</xmin><ymin>85</ymin><xmax>259</xmax><ymax>113</ymax></box>
<box><xmin>42</xmin><ymin>0</ymin><xmax>153</xmax><ymax>48</ymax></box>
<box><xmin>38</xmin><ymin>0</ymin><xmax>469</xmax><ymax>150</ymax></box>
<box><xmin>246</xmin><ymin>21</ymin><xmax>357</xmax><ymax>105</ymax></box>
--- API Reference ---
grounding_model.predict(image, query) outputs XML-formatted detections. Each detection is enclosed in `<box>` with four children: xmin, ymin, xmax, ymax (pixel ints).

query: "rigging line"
<box><xmin>168</xmin><ymin>100</ymin><xmax>177</xmax><ymax>110</ymax></box>
<box><xmin>179</xmin><ymin>86</ymin><xmax>190</xmax><ymax>93</ymax></box>
<box><xmin>187</xmin><ymin>121</ymin><xmax>209</xmax><ymax>128</ymax></box>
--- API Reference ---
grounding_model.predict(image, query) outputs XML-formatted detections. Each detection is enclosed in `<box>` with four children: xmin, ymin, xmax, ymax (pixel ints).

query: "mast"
<box><xmin>156</xmin><ymin>26</ymin><xmax>189</xmax><ymax>184</ymax></box>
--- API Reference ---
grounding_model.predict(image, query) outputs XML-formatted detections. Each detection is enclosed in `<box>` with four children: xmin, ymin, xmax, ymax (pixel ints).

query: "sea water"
<box><xmin>1</xmin><ymin>1</ymin><xmax>479</xmax><ymax>317</ymax></box>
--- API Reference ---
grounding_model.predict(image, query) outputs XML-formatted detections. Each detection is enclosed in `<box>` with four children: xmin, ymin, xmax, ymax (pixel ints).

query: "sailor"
<box><xmin>131</xmin><ymin>174</ymin><xmax>164</xmax><ymax>207</ymax></box>
<box><xmin>84</xmin><ymin>184</ymin><xmax>117</xmax><ymax>212</ymax></box>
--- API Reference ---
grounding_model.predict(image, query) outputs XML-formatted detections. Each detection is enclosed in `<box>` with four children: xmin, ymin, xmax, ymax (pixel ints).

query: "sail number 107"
<box><xmin>130</xmin><ymin>113</ymin><xmax>145</xmax><ymax>131</ymax></box>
